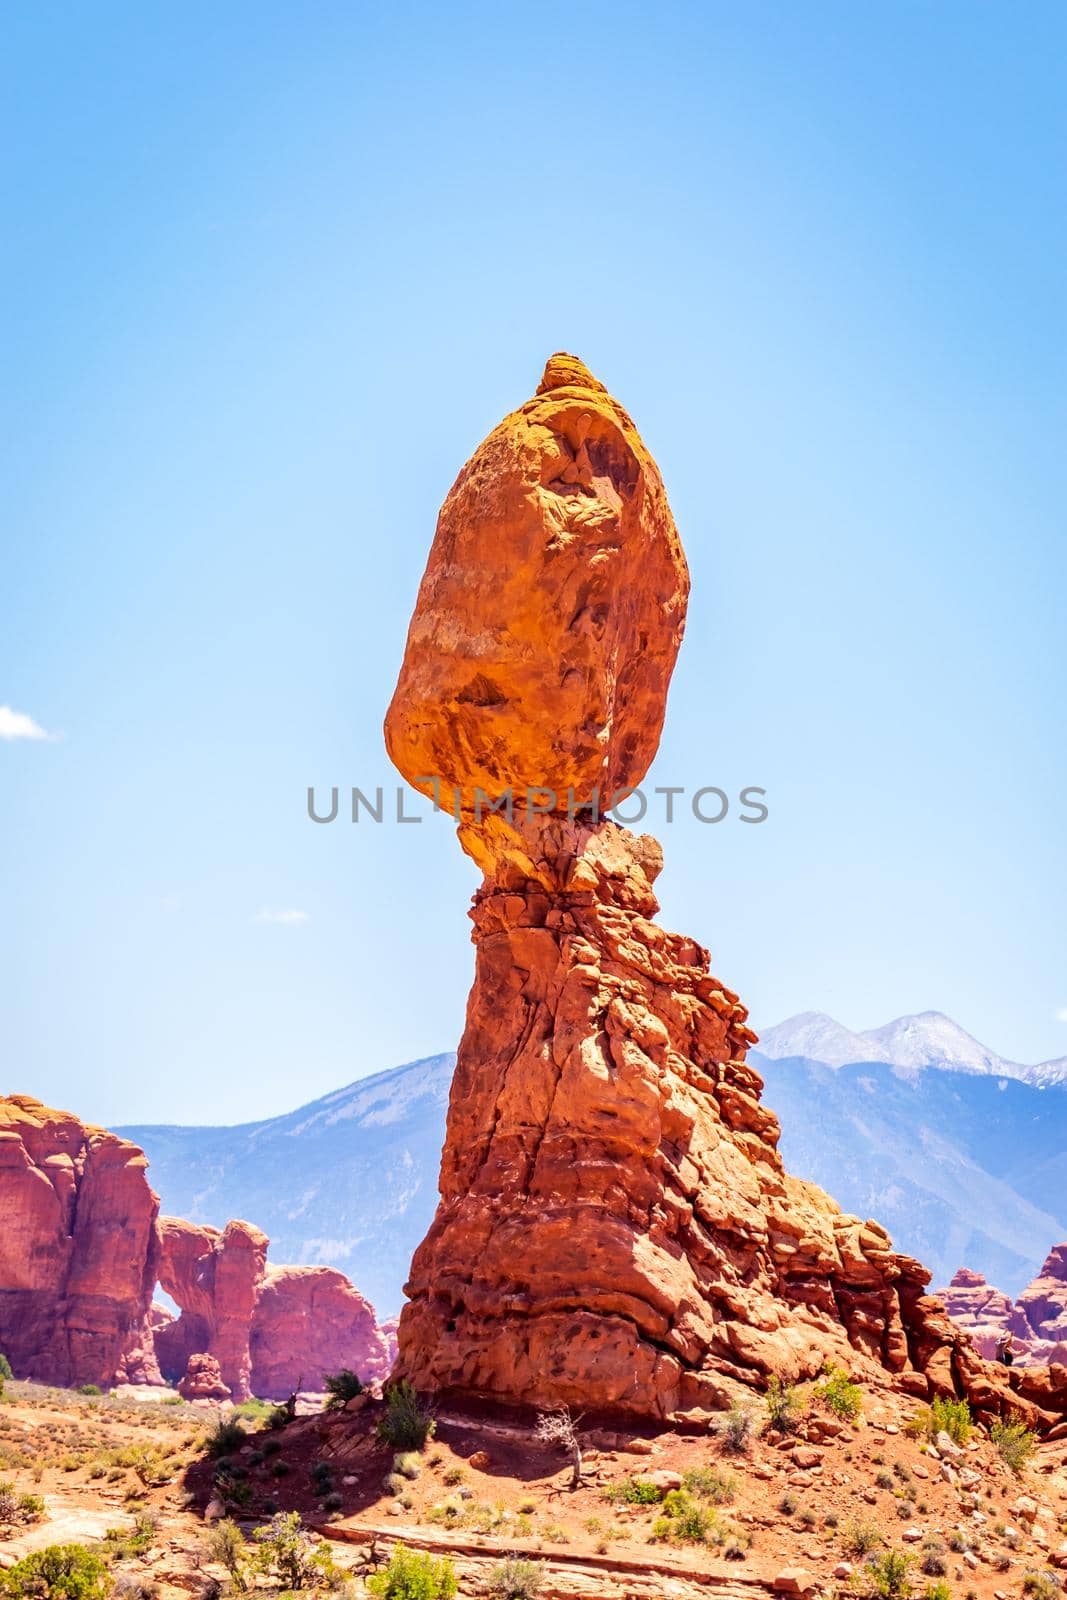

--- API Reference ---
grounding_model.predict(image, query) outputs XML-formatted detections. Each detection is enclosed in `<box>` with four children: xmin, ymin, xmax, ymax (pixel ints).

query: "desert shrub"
<box><xmin>860</xmin><ymin>1549</ymin><xmax>914</xmax><ymax>1600</ymax></box>
<box><xmin>323</xmin><ymin>1369</ymin><xmax>364</xmax><ymax>1410</ymax></box>
<box><xmin>442</xmin><ymin>1466</ymin><xmax>464</xmax><ymax>1486</ymax></box>
<box><xmin>604</xmin><ymin>1476</ymin><xmax>662</xmax><ymax>1506</ymax></box>
<box><xmin>206</xmin><ymin>1519</ymin><xmax>249</xmax><ymax>1592</ymax></box>
<box><xmin>765</xmin><ymin>1376</ymin><xmax>802</xmax><ymax>1433</ymax></box>
<box><xmin>947</xmin><ymin>1532</ymin><xmax>969</xmax><ymax>1554</ymax></box>
<box><xmin>322</xmin><ymin>1492</ymin><xmax>343</xmax><ymax>1513</ymax></box>
<box><xmin>652</xmin><ymin>1489</ymin><xmax>712</xmax><ymax>1544</ymax></box>
<box><xmin>110</xmin><ymin>1579</ymin><xmax>158</xmax><ymax>1600</ymax></box>
<box><xmin>0</xmin><ymin>1483</ymin><xmax>43</xmax><ymax>1527</ymax></box>
<box><xmin>377</xmin><ymin>1383</ymin><xmax>435</xmax><ymax>1451</ymax></box>
<box><xmin>778</xmin><ymin>1492</ymin><xmax>798</xmax><ymax>1516</ymax></box>
<box><xmin>990</xmin><ymin>1416</ymin><xmax>1036</xmax><ymax>1474</ymax></box>
<box><xmin>816</xmin><ymin>1365</ymin><xmax>863</xmax><ymax>1422</ymax></box>
<box><xmin>825</xmin><ymin>1513</ymin><xmax>839</xmax><ymax>1528</ymax></box>
<box><xmin>103</xmin><ymin>1514</ymin><xmax>157</xmax><ymax>1560</ymax></box>
<box><xmin>251</xmin><ymin>1511</ymin><xmax>343</xmax><ymax>1590</ymax></box>
<box><xmin>265</xmin><ymin>1405</ymin><xmax>290</xmax><ymax>1431</ymax></box>
<box><xmin>919</xmin><ymin>1539</ymin><xmax>946</xmax><ymax>1578</ymax></box>
<box><xmin>1022</xmin><ymin>1575</ymin><xmax>1062</xmax><ymax>1600</ymax></box>
<box><xmin>919</xmin><ymin>1585</ymin><xmax>951</xmax><ymax>1600</ymax></box>
<box><xmin>800</xmin><ymin>1508</ymin><xmax>817</xmax><ymax>1528</ymax></box>
<box><xmin>0</xmin><ymin>1356</ymin><xmax>13</xmax><ymax>1382</ymax></box>
<box><xmin>2</xmin><ymin>1544</ymin><xmax>110</xmax><ymax>1600</ymax></box>
<box><xmin>896</xmin><ymin>1501</ymin><xmax>915</xmax><ymax>1521</ymax></box>
<box><xmin>876</xmin><ymin>1471</ymin><xmax>895</xmax><ymax>1490</ymax></box>
<box><xmin>367</xmin><ymin>1544</ymin><xmax>457</xmax><ymax>1599</ymax></box>
<box><xmin>715</xmin><ymin>1404</ymin><xmax>755</xmax><ymax>1453</ymax></box>
<box><xmin>841</xmin><ymin>1520</ymin><xmax>883</xmax><ymax>1558</ymax></box>
<box><xmin>204</xmin><ymin>1418</ymin><xmax>248</xmax><ymax>1459</ymax></box>
<box><xmin>394</xmin><ymin>1452</ymin><xmax>422</xmax><ymax>1480</ymax></box>
<box><xmin>76</xmin><ymin>1387</ymin><xmax>102</xmax><ymax>1399</ymax></box>
<box><xmin>892</xmin><ymin>1461</ymin><xmax>911</xmax><ymax>1483</ymax></box>
<box><xmin>906</xmin><ymin>1397</ymin><xmax>971</xmax><ymax>1445</ymax></box>
<box><xmin>486</xmin><ymin>1555</ymin><xmax>543</xmax><ymax>1600</ymax></box>
<box><xmin>683</xmin><ymin>1466</ymin><xmax>736</xmax><ymax>1504</ymax></box>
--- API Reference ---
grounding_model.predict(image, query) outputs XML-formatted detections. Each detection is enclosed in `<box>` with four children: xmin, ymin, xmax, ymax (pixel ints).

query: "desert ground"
<box><xmin>2</xmin><ymin>1375</ymin><xmax>1066</xmax><ymax>1599</ymax></box>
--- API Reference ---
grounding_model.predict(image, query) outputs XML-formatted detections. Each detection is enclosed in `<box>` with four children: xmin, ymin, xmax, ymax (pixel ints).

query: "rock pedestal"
<box><xmin>386</xmin><ymin>356</ymin><xmax>1066</xmax><ymax>1428</ymax></box>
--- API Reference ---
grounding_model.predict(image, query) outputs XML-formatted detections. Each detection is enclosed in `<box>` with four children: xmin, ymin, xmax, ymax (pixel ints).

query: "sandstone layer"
<box><xmin>385</xmin><ymin>353</ymin><xmax>689</xmax><ymax>814</ymax></box>
<box><xmin>0</xmin><ymin>1096</ymin><xmax>161</xmax><ymax>1388</ymax></box>
<box><xmin>387</xmin><ymin>357</ymin><xmax>1067</xmax><ymax>1431</ymax></box>
<box><xmin>0</xmin><ymin>1095</ymin><xmax>390</xmax><ymax>1398</ymax></box>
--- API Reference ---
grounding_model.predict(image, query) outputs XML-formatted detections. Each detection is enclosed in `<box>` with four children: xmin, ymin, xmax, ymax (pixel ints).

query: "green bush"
<box><xmin>990</xmin><ymin>1417</ymin><xmax>1036</xmax><ymax>1474</ymax></box>
<box><xmin>1022</xmin><ymin>1576</ymin><xmax>1062</xmax><ymax>1600</ymax></box>
<box><xmin>486</xmin><ymin>1555</ymin><xmax>543</xmax><ymax>1600</ymax></box>
<box><xmin>76</xmin><ymin>1386</ymin><xmax>103</xmax><ymax>1398</ymax></box>
<box><xmin>841</xmin><ymin>1519</ymin><xmax>883</xmax><ymax>1558</ymax></box>
<box><xmin>251</xmin><ymin>1511</ymin><xmax>343</xmax><ymax>1590</ymax></box>
<box><xmin>367</xmin><ymin>1543</ymin><xmax>458</xmax><ymax>1599</ymax></box>
<box><xmin>0</xmin><ymin>1355</ymin><xmax>13</xmax><ymax>1382</ymax></box>
<box><xmin>765</xmin><ymin>1376</ymin><xmax>802</xmax><ymax>1433</ymax></box>
<box><xmin>604</xmin><ymin>1477</ymin><xmax>663</xmax><ymax>1505</ymax></box>
<box><xmin>376</xmin><ymin>1383</ymin><xmax>436</xmax><ymax>1451</ymax></box>
<box><xmin>2</xmin><ymin>1544</ymin><xmax>110</xmax><ymax>1600</ymax></box>
<box><xmin>815</xmin><ymin>1365</ymin><xmax>863</xmax><ymax>1422</ymax></box>
<box><xmin>920</xmin><ymin>1585</ymin><xmax>951</xmax><ymax>1600</ymax></box>
<box><xmin>323</xmin><ymin>1369</ymin><xmax>364</xmax><ymax>1410</ymax></box>
<box><xmin>204</xmin><ymin>1418</ymin><xmax>248</xmax><ymax>1459</ymax></box>
<box><xmin>652</xmin><ymin>1489</ymin><xmax>712</xmax><ymax>1544</ymax></box>
<box><xmin>860</xmin><ymin>1549</ymin><xmax>914</xmax><ymax>1600</ymax></box>
<box><xmin>906</xmin><ymin>1397</ymin><xmax>971</xmax><ymax>1445</ymax></box>
<box><xmin>206</xmin><ymin>1519</ymin><xmax>249</xmax><ymax>1593</ymax></box>
<box><xmin>683</xmin><ymin>1466</ymin><xmax>736</xmax><ymax>1504</ymax></box>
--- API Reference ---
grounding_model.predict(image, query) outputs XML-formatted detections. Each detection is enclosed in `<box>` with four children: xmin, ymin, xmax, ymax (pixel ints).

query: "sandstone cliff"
<box><xmin>385</xmin><ymin>355</ymin><xmax>1067</xmax><ymax>1431</ymax></box>
<box><xmin>0</xmin><ymin>1096</ymin><xmax>160</xmax><ymax>1389</ymax></box>
<box><xmin>0</xmin><ymin>1095</ymin><xmax>390</xmax><ymax>1398</ymax></box>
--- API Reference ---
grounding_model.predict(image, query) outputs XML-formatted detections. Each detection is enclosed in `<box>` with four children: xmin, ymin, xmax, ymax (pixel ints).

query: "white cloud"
<box><xmin>255</xmin><ymin>908</ymin><xmax>310</xmax><ymax>926</ymax></box>
<box><xmin>0</xmin><ymin>705</ymin><xmax>52</xmax><ymax>741</ymax></box>
<box><xmin>1057</xmin><ymin>1007</ymin><xmax>1067</xmax><ymax>1023</ymax></box>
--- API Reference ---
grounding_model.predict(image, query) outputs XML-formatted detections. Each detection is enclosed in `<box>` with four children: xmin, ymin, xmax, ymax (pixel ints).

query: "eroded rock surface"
<box><xmin>0</xmin><ymin>1096</ymin><xmax>160</xmax><ymax>1388</ymax></box>
<box><xmin>385</xmin><ymin>353</ymin><xmax>689</xmax><ymax>814</ymax></box>
<box><xmin>387</xmin><ymin>356</ymin><xmax>1067</xmax><ymax>1430</ymax></box>
<box><xmin>0</xmin><ymin>1094</ymin><xmax>391</xmax><ymax>1398</ymax></box>
<box><xmin>941</xmin><ymin>1251</ymin><xmax>1067</xmax><ymax>1369</ymax></box>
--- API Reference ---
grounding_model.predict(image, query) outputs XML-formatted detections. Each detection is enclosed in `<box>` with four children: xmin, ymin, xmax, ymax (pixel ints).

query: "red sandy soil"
<box><xmin>2</xmin><ymin>1379</ymin><xmax>1067</xmax><ymax>1598</ymax></box>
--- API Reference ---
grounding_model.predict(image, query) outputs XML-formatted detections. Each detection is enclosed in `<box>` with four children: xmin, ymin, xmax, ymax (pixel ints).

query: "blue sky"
<box><xmin>2</xmin><ymin>2</ymin><xmax>1064</xmax><ymax>1125</ymax></box>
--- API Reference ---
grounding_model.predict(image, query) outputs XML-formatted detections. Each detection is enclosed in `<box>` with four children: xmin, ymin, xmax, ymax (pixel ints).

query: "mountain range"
<box><xmin>118</xmin><ymin>1012</ymin><xmax>1067</xmax><ymax>1317</ymax></box>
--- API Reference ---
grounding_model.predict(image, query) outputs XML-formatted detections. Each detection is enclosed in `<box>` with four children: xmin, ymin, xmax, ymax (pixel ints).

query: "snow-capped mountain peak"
<box><xmin>859</xmin><ymin>1011</ymin><xmax>1014</xmax><ymax>1076</ymax></box>
<box><xmin>756</xmin><ymin>1009</ymin><xmax>1066</xmax><ymax>1088</ymax></box>
<box><xmin>755</xmin><ymin>1011</ymin><xmax>887</xmax><ymax>1067</ymax></box>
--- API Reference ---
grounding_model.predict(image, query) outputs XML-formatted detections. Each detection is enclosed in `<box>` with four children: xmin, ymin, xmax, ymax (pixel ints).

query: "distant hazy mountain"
<box><xmin>759</xmin><ymin>1009</ymin><xmax>1067</xmax><ymax>1087</ymax></box>
<box><xmin>755</xmin><ymin>1053</ymin><xmax>1067</xmax><ymax>1297</ymax></box>
<box><xmin>119</xmin><ymin>1015</ymin><xmax>1067</xmax><ymax>1317</ymax></box>
<box><xmin>119</xmin><ymin>1054</ymin><xmax>455</xmax><ymax>1319</ymax></box>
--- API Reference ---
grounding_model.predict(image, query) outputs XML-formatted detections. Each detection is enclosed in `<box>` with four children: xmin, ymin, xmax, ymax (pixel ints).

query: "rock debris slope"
<box><xmin>385</xmin><ymin>354</ymin><xmax>1064</xmax><ymax>1427</ymax></box>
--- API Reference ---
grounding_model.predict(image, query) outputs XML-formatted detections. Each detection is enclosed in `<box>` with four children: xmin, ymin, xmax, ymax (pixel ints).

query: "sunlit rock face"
<box><xmin>384</xmin><ymin>357</ymin><xmax>1057</xmax><ymax>1426</ymax></box>
<box><xmin>385</xmin><ymin>353</ymin><xmax>689</xmax><ymax>815</ymax></box>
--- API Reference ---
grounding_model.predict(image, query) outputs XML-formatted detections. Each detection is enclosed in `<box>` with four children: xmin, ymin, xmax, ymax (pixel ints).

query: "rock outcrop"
<box><xmin>250</xmin><ymin>1265</ymin><xmax>392</xmax><ymax>1398</ymax></box>
<box><xmin>0</xmin><ymin>1096</ymin><xmax>160</xmax><ymax>1389</ymax></box>
<box><xmin>941</xmin><ymin>1251</ymin><xmax>1067</xmax><ymax>1369</ymax></box>
<box><xmin>0</xmin><ymin>1095</ymin><xmax>391</xmax><ymax>1398</ymax></box>
<box><xmin>154</xmin><ymin>1216</ymin><xmax>391</xmax><ymax>1401</ymax></box>
<box><xmin>385</xmin><ymin>355</ymin><xmax>1066</xmax><ymax>1430</ymax></box>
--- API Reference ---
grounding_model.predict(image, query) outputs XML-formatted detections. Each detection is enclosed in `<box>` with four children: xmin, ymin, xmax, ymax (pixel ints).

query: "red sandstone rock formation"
<box><xmin>385</xmin><ymin>355</ymin><xmax>1066</xmax><ymax>1431</ymax></box>
<box><xmin>385</xmin><ymin>351</ymin><xmax>689</xmax><ymax>815</ymax></box>
<box><xmin>178</xmin><ymin>1351</ymin><xmax>231</xmax><ymax>1403</ymax></box>
<box><xmin>0</xmin><ymin>1094</ymin><xmax>391</xmax><ymax>1398</ymax></box>
<box><xmin>0</xmin><ymin>1096</ymin><xmax>160</xmax><ymax>1389</ymax></box>
<box><xmin>154</xmin><ymin>1217</ymin><xmax>390</xmax><ymax>1401</ymax></box>
<box><xmin>941</xmin><ymin>1252</ymin><xmax>1067</xmax><ymax>1370</ymax></box>
<box><xmin>250</xmin><ymin>1265</ymin><xmax>391</xmax><ymax>1397</ymax></box>
<box><xmin>155</xmin><ymin>1217</ymin><xmax>268</xmax><ymax>1403</ymax></box>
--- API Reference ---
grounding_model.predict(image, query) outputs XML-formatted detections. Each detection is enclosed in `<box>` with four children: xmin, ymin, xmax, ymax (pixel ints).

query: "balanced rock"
<box><xmin>385</xmin><ymin>353</ymin><xmax>689</xmax><ymax>814</ymax></box>
<box><xmin>387</xmin><ymin>357</ymin><xmax>1052</xmax><ymax>1426</ymax></box>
